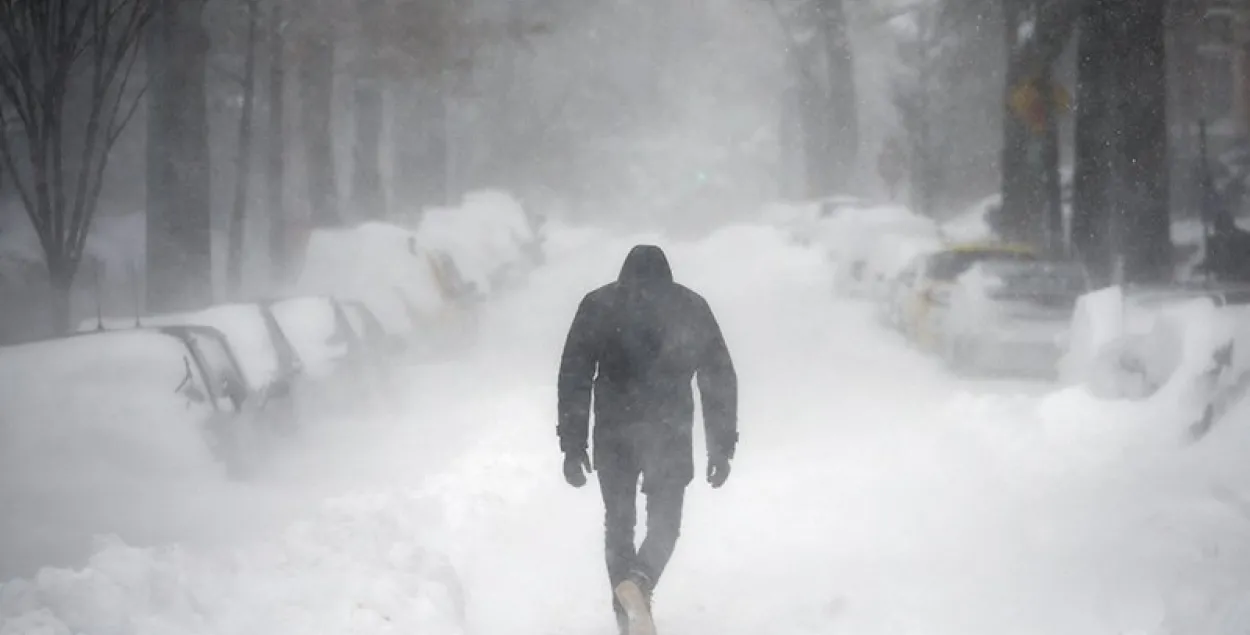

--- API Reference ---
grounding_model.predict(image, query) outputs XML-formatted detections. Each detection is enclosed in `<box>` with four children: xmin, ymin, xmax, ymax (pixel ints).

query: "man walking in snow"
<box><xmin>557</xmin><ymin>244</ymin><xmax>739</xmax><ymax>635</ymax></box>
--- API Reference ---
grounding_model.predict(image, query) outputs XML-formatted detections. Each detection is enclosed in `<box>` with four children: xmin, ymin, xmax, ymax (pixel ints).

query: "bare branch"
<box><xmin>70</xmin><ymin>0</ymin><xmax>153</xmax><ymax>259</ymax></box>
<box><xmin>0</xmin><ymin>0</ymin><xmax>154</xmax><ymax>296</ymax></box>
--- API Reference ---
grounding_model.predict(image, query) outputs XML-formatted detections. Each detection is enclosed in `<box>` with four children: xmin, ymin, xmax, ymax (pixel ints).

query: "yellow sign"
<box><xmin>1010</xmin><ymin>77</ymin><xmax>1072</xmax><ymax>134</ymax></box>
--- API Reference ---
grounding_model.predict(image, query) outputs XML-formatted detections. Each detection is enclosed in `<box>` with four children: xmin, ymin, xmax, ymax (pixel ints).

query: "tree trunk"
<box><xmin>1108</xmin><ymin>0</ymin><xmax>1171</xmax><ymax>283</ymax></box>
<box><xmin>146</xmin><ymin>0</ymin><xmax>213</xmax><ymax>313</ymax></box>
<box><xmin>999</xmin><ymin>0</ymin><xmax>1032</xmax><ymax>242</ymax></box>
<box><xmin>1040</xmin><ymin>65</ymin><xmax>1064</xmax><ymax>254</ymax></box>
<box><xmin>299</xmin><ymin>29</ymin><xmax>339</xmax><ymax>227</ymax></box>
<box><xmin>267</xmin><ymin>0</ymin><xmax>288</xmax><ymax>286</ymax></box>
<box><xmin>48</xmin><ymin>259</ymin><xmax>74</xmax><ymax>336</ymax></box>
<box><xmin>819</xmin><ymin>0</ymin><xmax>858</xmax><ymax>191</ymax></box>
<box><xmin>1073</xmin><ymin>0</ymin><xmax>1172</xmax><ymax>284</ymax></box>
<box><xmin>1072</xmin><ymin>1</ymin><xmax>1113</xmax><ymax>281</ymax></box>
<box><xmin>352</xmin><ymin>80</ymin><xmax>385</xmax><ymax>220</ymax></box>
<box><xmin>228</xmin><ymin>0</ymin><xmax>260</xmax><ymax>299</ymax></box>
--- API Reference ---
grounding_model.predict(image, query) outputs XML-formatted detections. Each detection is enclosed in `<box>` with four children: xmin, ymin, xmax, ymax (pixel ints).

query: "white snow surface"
<box><xmin>6</xmin><ymin>223</ymin><xmax>1250</xmax><ymax>633</ymax></box>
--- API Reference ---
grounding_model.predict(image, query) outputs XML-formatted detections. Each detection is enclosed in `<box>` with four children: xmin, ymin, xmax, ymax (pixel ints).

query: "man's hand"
<box><xmin>707</xmin><ymin>455</ymin><xmax>731</xmax><ymax>488</ymax></box>
<box><xmin>563</xmin><ymin>449</ymin><xmax>593</xmax><ymax>487</ymax></box>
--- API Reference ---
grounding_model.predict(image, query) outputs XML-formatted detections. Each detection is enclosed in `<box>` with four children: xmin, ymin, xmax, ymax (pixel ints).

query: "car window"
<box><xmin>979</xmin><ymin>260</ymin><xmax>1089</xmax><ymax>305</ymax></box>
<box><xmin>927</xmin><ymin>249</ymin><xmax>1036</xmax><ymax>282</ymax></box>
<box><xmin>184</xmin><ymin>331</ymin><xmax>246</xmax><ymax>411</ymax></box>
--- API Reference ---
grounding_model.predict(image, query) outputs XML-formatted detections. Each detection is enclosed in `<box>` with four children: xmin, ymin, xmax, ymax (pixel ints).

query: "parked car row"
<box><xmin>1</xmin><ymin>215</ymin><xmax>543</xmax><ymax>482</ymax></box>
<box><xmin>30</xmin><ymin>293</ymin><xmax>424</xmax><ymax>478</ymax></box>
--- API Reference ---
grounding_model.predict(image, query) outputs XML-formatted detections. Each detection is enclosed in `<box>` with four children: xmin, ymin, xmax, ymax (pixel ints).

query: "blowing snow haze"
<box><xmin>5</xmin><ymin>1</ymin><xmax>1250</xmax><ymax>634</ymax></box>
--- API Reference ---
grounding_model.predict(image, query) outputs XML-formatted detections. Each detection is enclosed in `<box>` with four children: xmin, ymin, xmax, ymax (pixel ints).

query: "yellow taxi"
<box><xmin>898</xmin><ymin>241</ymin><xmax>1040</xmax><ymax>351</ymax></box>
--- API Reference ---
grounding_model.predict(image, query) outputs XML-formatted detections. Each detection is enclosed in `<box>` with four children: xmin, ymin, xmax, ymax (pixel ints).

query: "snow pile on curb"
<box><xmin>0</xmin><ymin>495</ymin><xmax>465</xmax><ymax>635</ymax></box>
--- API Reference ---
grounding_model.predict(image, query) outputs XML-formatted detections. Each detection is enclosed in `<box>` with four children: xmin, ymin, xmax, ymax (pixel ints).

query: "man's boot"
<box><xmin>613</xmin><ymin>570</ymin><xmax>655</xmax><ymax>635</ymax></box>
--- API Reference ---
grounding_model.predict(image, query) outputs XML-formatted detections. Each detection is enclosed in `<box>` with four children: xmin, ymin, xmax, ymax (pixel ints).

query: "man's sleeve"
<box><xmin>557</xmin><ymin>294</ymin><xmax>599</xmax><ymax>454</ymax></box>
<box><xmin>695</xmin><ymin>298</ymin><xmax>738</xmax><ymax>460</ymax></box>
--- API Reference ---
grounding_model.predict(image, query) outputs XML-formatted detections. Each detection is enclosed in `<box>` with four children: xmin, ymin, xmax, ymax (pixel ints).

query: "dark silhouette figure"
<box><xmin>557</xmin><ymin>244</ymin><xmax>738</xmax><ymax>635</ymax></box>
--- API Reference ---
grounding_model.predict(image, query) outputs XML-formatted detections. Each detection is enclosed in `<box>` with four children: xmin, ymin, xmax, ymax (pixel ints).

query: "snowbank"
<box><xmin>0</xmin><ymin>492</ymin><xmax>468</xmax><ymax>635</ymax></box>
<box><xmin>1058</xmin><ymin>284</ymin><xmax>1250</xmax><ymax>440</ymax></box>
<box><xmin>0</xmin><ymin>401</ymin><xmax>551</xmax><ymax>635</ymax></box>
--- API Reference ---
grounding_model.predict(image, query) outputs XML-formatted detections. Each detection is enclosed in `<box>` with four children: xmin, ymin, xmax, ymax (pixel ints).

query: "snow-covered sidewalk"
<box><xmin>7</xmin><ymin>224</ymin><xmax>1250</xmax><ymax>634</ymax></box>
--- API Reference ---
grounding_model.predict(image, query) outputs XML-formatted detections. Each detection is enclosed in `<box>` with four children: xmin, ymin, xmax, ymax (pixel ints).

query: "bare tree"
<box><xmin>0</xmin><ymin>0</ymin><xmax>153</xmax><ymax>332</ymax></box>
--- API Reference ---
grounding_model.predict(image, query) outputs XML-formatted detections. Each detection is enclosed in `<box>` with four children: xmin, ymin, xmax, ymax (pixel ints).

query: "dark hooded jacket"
<box><xmin>557</xmin><ymin>245</ymin><xmax>738</xmax><ymax>489</ymax></box>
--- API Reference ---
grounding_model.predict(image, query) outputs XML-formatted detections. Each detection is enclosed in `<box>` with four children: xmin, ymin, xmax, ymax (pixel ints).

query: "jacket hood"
<box><xmin>618</xmin><ymin>244</ymin><xmax>673</xmax><ymax>285</ymax></box>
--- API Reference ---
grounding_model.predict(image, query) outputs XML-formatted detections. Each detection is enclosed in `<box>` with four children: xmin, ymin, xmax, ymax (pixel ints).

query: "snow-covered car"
<box><xmin>1061</xmin><ymin>281</ymin><xmax>1250</xmax><ymax>403</ymax></box>
<box><xmin>265</xmin><ymin>296</ymin><xmax>355</xmax><ymax>380</ymax></box>
<box><xmin>79</xmin><ymin>303</ymin><xmax>305</xmax><ymax>436</ymax></box>
<box><xmin>940</xmin><ymin>258</ymin><xmax>1091</xmax><ymax>377</ymax></box>
<box><xmin>264</xmin><ymin>295</ymin><xmax>395</xmax><ymax>419</ymax></box>
<box><xmin>897</xmin><ymin>241</ymin><xmax>1041</xmax><ymax>351</ymax></box>
<box><xmin>0</xmin><ymin>328</ymin><xmax>254</xmax><ymax>481</ymax></box>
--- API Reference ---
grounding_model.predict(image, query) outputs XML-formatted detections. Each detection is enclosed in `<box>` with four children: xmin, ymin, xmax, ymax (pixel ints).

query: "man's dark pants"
<box><xmin>597</xmin><ymin>440</ymin><xmax>686</xmax><ymax>632</ymax></box>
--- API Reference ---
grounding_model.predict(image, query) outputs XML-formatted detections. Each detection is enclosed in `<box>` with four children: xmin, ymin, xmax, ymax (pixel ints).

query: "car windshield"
<box><xmin>927</xmin><ymin>249</ymin><xmax>1037</xmax><ymax>282</ymax></box>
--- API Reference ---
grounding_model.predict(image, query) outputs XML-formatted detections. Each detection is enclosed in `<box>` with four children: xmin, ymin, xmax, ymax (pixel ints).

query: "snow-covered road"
<box><xmin>7</xmin><ymin>224</ymin><xmax>1250</xmax><ymax>634</ymax></box>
